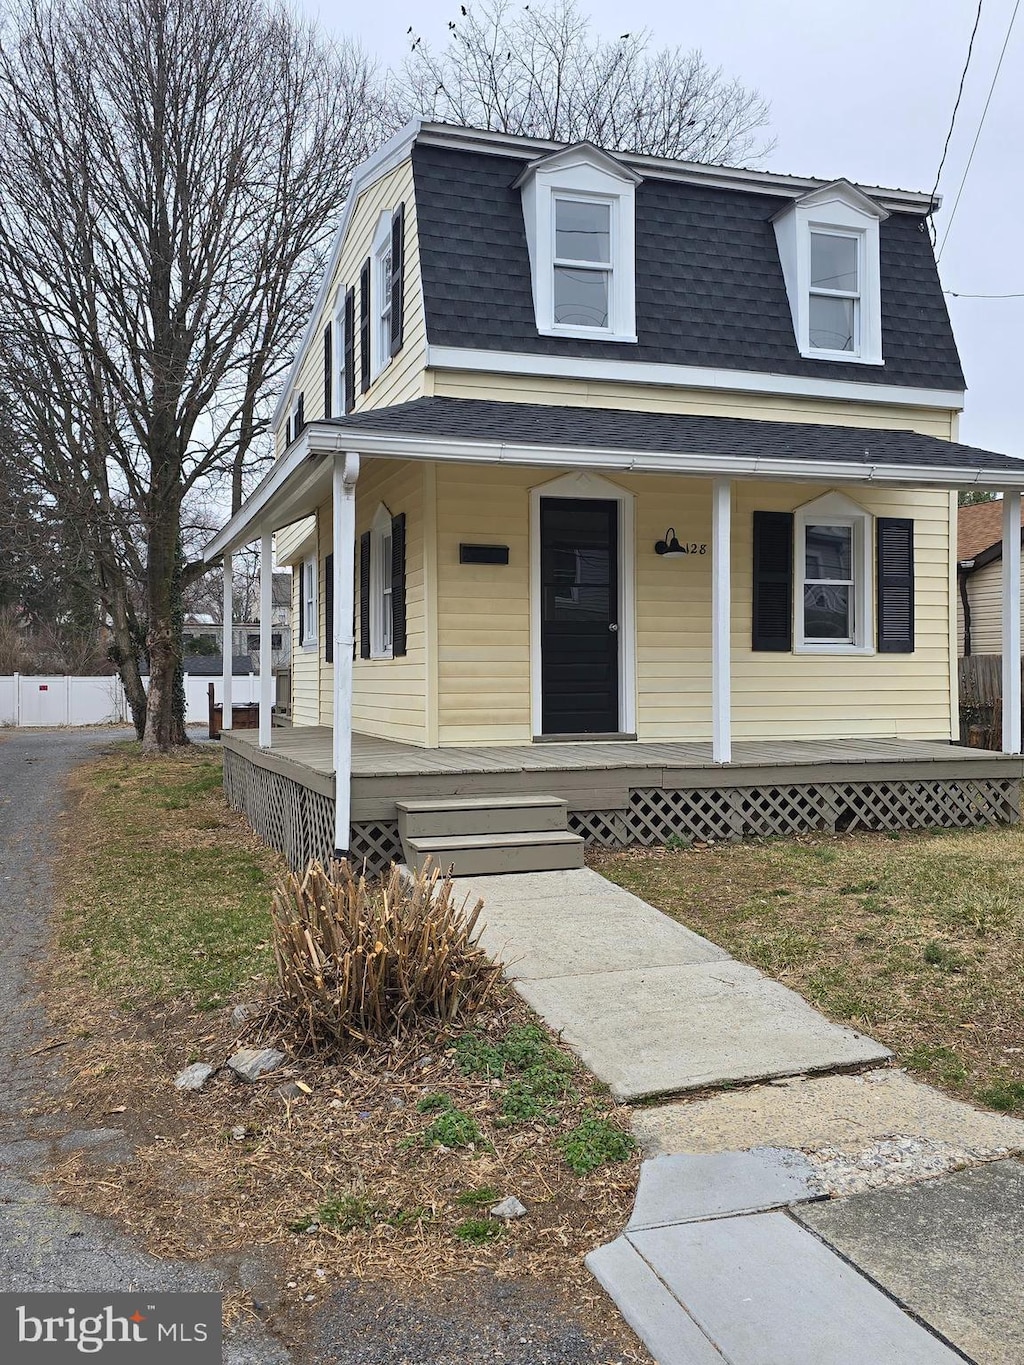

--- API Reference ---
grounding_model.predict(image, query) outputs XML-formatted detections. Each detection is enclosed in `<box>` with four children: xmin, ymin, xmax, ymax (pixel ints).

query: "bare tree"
<box><xmin>0</xmin><ymin>0</ymin><xmax>384</xmax><ymax>750</ymax></box>
<box><xmin>392</xmin><ymin>0</ymin><xmax>773</xmax><ymax>165</ymax></box>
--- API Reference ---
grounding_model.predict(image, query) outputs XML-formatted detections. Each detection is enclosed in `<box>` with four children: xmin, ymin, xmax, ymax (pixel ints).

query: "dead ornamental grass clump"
<box><xmin>271</xmin><ymin>859</ymin><xmax>503</xmax><ymax>1053</ymax></box>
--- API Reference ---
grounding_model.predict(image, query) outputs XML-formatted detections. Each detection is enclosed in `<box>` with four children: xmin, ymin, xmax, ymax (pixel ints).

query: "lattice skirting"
<box><xmin>567</xmin><ymin>777</ymin><xmax>1021</xmax><ymax>847</ymax></box>
<box><xmin>224</xmin><ymin>749</ymin><xmax>1019</xmax><ymax>869</ymax></box>
<box><xmin>222</xmin><ymin>748</ymin><xmax>401</xmax><ymax>874</ymax></box>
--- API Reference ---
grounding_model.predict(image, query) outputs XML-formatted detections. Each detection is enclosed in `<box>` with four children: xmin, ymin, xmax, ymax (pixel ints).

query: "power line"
<box><xmin>937</xmin><ymin>0</ymin><xmax>1022</xmax><ymax>261</ymax></box>
<box><xmin>928</xmin><ymin>0</ymin><xmax>986</xmax><ymax>245</ymax></box>
<box><xmin>944</xmin><ymin>289</ymin><xmax>1024</xmax><ymax>298</ymax></box>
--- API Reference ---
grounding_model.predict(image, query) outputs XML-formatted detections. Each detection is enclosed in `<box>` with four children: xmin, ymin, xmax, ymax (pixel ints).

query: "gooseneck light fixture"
<box><xmin>655</xmin><ymin>527</ymin><xmax>686</xmax><ymax>557</ymax></box>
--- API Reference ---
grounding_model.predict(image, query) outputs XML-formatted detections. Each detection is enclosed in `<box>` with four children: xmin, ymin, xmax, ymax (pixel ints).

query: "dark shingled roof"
<box><xmin>330</xmin><ymin>397</ymin><xmax>1024</xmax><ymax>473</ymax></box>
<box><xmin>411</xmin><ymin>143</ymin><xmax>966</xmax><ymax>392</ymax></box>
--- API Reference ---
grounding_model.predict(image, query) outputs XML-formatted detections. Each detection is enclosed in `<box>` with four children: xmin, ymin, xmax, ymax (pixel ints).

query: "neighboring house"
<box><xmin>184</xmin><ymin>572</ymin><xmax>292</xmax><ymax>671</ymax></box>
<box><xmin>141</xmin><ymin>654</ymin><xmax>256</xmax><ymax>678</ymax></box>
<box><xmin>206</xmin><ymin>119</ymin><xmax>1024</xmax><ymax>875</ymax></box>
<box><xmin>957</xmin><ymin>500</ymin><xmax>1024</xmax><ymax>655</ymax></box>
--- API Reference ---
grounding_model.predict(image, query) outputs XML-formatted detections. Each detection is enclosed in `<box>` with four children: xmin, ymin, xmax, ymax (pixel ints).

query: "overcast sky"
<box><xmin>305</xmin><ymin>0</ymin><xmax>1023</xmax><ymax>458</ymax></box>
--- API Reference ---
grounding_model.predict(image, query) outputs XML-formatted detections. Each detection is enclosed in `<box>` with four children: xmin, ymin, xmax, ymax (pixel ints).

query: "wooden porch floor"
<box><xmin>222</xmin><ymin>726</ymin><xmax>1023</xmax><ymax>822</ymax></box>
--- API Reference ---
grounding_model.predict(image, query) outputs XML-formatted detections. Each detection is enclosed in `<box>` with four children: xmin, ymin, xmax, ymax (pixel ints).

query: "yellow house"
<box><xmin>205</xmin><ymin>120</ymin><xmax>1024</xmax><ymax>874</ymax></box>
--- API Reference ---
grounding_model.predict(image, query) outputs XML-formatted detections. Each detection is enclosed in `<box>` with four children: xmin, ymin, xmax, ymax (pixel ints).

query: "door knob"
<box><xmin>608</xmin><ymin>623</ymin><xmax>619</xmax><ymax>632</ymax></box>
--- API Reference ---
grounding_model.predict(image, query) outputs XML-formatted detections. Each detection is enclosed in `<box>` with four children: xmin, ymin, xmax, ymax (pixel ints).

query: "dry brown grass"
<box><xmin>40</xmin><ymin>747</ymin><xmax>647</xmax><ymax>1361</ymax></box>
<box><xmin>593</xmin><ymin>824</ymin><xmax>1024</xmax><ymax>1114</ymax></box>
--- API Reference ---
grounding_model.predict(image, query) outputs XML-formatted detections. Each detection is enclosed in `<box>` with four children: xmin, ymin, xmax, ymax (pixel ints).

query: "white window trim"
<box><xmin>369</xmin><ymin>503</ymin><xmax>393</xmax><ymax>660</ymax></box>
<box><xmin>773</xmin><ymin>181</ymin><xmax>886</xmax><ymax>366</ymax></box>
<box><xmin>370</xmin><ymin>212</ymin><xmax>393</xmax><ymax>381</ymax></box>
<box><xmin>518</xmin><ymin>147</ymin><xmax>638</xmax><ymax>344</ymax></box>
<box><xmin>301</xmin><ymin>553</ymin><xmax>318</xmax><ymax>648</ymax></box>
<box><xmin>793</xmin><ymin>492</ymin><xmax>874</xmax><ymax>655</ymax></box>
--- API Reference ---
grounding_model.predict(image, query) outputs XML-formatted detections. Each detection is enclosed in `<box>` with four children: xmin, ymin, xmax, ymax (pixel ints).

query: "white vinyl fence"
<box><xmin>0</xmin><ymin>673</ymin><xmax>262</xmax><ymax>728</ymax></box>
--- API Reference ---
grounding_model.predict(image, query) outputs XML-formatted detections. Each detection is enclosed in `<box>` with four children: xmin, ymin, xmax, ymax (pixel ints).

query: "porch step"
<box><xmin>403</xmin><ymin>830</ymin><xmax>585</xmax><ymax>877</ymax></box>
<box><xmin>396</xmin><ymin>793</ymin><xmax>569</xmax><ymax>839</ymax></box>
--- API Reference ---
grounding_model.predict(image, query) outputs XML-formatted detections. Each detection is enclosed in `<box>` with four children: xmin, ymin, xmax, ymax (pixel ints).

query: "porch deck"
<box><xmin>220</xmin><ymin>727</ymin><xmax>1023</xmax><ymax>872</ymax></box>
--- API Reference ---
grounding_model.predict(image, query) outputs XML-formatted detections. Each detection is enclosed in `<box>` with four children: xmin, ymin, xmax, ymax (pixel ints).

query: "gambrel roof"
<box><xmin>411</xmin><ymin>141</ymin><xmax>964</xmax><ymax>392</ymax></box>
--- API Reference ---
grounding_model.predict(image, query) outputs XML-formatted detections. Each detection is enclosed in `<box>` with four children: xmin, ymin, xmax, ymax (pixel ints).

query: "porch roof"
<box><xmin>205</xmin><ymin>396</ymin><xmax>1024</xmax><ymax>560</ymax></box>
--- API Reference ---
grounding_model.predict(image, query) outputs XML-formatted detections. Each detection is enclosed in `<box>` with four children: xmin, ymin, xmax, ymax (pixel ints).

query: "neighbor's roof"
<box><xmin>330</xmin><ymin>397</ymin><xmax>1023</xmax><ymax>474</ymax></box>
<box><xmin>957</xmin><ymin>499</ymin><xmax>1022</xmax><ymax>561</ymax></box>
<box><xmin>411</xmin><ymin>140</ymin><xmax>965</xmax><ymax>393</ymax></box>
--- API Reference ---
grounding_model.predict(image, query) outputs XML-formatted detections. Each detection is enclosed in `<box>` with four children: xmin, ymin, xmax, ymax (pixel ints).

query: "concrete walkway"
<box><xmin>456</xmin><ymin>867</ymin><xmax>890</xmax><ymax>1101</ymax></box>
<box><xmin>458</xmin><ymin>865</ymin><xmax>1024</xmax><ymax>1364</ymax></box>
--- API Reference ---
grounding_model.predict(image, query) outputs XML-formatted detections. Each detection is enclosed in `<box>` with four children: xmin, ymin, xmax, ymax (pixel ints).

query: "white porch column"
<box><xmin>712</xmin><ymin>478</ymin><xmax>732</xmax><ymax>764</ymax></box>
<box><xmin>332</xmin><ymin>452</ymin><xmax>360</xmax><ymax>855</ymax></box>
<box><xmin>1002</xmin><ymin>491</ymin><xmax>1022</xmax><ymax>754</ymax></box>
<box><xmin>221</xmin><ymin>552</ymin><xmax>233</xmax><ymax>732</ymax></box>
<box><xmin>259</xmin><ymin>529</ymin><xmax>273</xmax><ymax>748</ymax></box>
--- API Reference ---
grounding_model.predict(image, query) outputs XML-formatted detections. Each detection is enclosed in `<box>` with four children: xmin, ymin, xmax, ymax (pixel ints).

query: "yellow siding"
<box><xmin>433</xmin><ymin>463</ymin><xmax>954</xmax><ymax>745</ymax></box>
<box><xmin>430</xmin><ymin>369</ymin><xmax>957</xmax><ymax>439</ymax></box>
<box><xmin>317</xmin><ymin>458</ymin><xmax>428</xmax><ymax>744</ymax></box>
<box><xmin>277</xmin><ymin>155</ymin><xmax>426</xmax><ymax>457</ymax></box>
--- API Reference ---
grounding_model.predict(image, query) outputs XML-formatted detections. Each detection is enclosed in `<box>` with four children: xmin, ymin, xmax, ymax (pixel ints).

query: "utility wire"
<box><xmin>937</xmin><ymin>0</ymin><xmax>1022</xmax><ymax>261</ymax></box>
<box><xmin>928</xmin><ymin>0</ymin><xmax>986</xmax><ymax>245</ymax></box>
<box><xmin>945</xmin><ymin>289</ymin><xmax>1024</xmax><ymax>298</ymax></box>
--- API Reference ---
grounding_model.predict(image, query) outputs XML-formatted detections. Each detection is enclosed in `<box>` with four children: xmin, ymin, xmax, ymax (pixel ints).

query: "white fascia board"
<box><xmin>270</xmin><ymin>117</ymin><xmax>424</xmax><ymax>433</ymax></box>
<box><xmin>425</xmin><ymin>344</ymin><xmax>964</xmax><ymax>411</ymax></box>
<box><xmin>204</xmin><ymin>435</ymin><xmax>321</xmax><ymax>561</ymax></box>
<box><xmin>416</xmin><ymin>124</ymin><xmax>938</xmax><ymax>215</ymax></box>
<box><xmin>305</xmin><ymin>422</ymin><xmax>1024</xmax><ymax>490</ymax></box>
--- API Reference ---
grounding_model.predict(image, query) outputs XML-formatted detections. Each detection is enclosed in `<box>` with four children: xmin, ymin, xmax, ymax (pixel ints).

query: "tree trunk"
<box><xmin>143</xmin><ymin>498</ymin><xmax>189</xmax><ymax>753</ymax></box>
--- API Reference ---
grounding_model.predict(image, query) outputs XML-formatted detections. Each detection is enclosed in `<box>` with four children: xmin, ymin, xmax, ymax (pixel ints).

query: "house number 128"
<box><xmin>682</xmin><ymin>544</ymin><xmax>707</xmax><ymax>554</ymax></box>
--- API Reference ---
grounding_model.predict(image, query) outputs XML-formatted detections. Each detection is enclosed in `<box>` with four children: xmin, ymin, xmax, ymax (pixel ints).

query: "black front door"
<box><xmin>540</xmin><ymin>497</ymin><xmax>619</xmax><ymax>735</ymax></box>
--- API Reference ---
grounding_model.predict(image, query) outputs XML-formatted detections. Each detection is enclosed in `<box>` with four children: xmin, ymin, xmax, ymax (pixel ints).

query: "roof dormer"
<box><xmin>773</xmin><ymin>180</ymin><xmax>888</xmax><ymax>366</ymax></box>
<box><xmin>514</xmin><ymin>143</ymin><xmax>641</xmax><ymax>344</ymax></box>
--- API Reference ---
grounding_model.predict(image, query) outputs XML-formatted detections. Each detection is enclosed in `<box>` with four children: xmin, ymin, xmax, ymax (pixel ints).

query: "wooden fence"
<box><xmin>959</xmin><ymin>655</ymin><xmax>1006</xmax><ymax>747</ymax></box>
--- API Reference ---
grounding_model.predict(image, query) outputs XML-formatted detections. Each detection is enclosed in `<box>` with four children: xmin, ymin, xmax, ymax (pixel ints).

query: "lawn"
<box><xmin>593</xmin><ymin>825</ymin><xmax>1024</xmax><ymax>1115</ymax></box>
<box><xmin>45</xmin><ymin>746</ymin><xmax>643</xmax><ymax>1357</ymax></box>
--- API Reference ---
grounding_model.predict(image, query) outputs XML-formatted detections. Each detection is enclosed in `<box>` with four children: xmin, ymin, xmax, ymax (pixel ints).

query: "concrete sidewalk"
<box><xmin>456</xmin><ymin>867</ymin><xmax>890</xmax><ymax>1101</ymax></box>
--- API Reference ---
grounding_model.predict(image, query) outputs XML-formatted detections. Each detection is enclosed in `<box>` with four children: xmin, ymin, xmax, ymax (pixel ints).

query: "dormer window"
<box><xmin>515</xmin><ymin>144</ymin><xmax>640</xmax><ymax>343</ymax></box>
<box><xmin>809</xmin><ymin>230</ymin><xmax>861</xmax><ymax>353</ymax></box>
<box><xmin>553</xmin><ymin>197</ymin><xmax>612</xmax><ymax>328</ymax></box>
<box><xmin>773</xmin><ymin>180</ymin><xmax>886</xmax><ymax>366</ymax></box>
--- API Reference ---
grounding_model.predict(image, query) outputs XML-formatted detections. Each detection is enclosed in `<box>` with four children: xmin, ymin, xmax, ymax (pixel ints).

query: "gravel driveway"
<box><xmin>0</xmin><ymin>729</ymin><xmax>636</xmax><ymax>1364</ymax></box>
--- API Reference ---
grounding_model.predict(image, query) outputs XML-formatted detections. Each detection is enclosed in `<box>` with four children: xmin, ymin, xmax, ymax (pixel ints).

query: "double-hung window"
<box><xmin>794</xmin><ymin>496</ymin><xmax>873</xmax><ymax>652</ymax></box>
<box><xmin>370</xmin><ymin>505</ymin><xmax>393</xmax><ymax>659</ymax></box>
<box><xmin>801</xmin><ymin>522</ymin><xmax>856</xmax><ymax>644</ymax></box>
<box><xmin>552</xmin><ymin>196</ymin><xmax>613</xmax><ymax>330</ymax></box>
<box><xmin>808</xmin><ymin>230</ymin><xmax>860</xmax><ymax>355</ymax></box>
<box><xmin>302</xmin><ymin>554</ymin><xmax>317</xmax><ymax>646</ymax></box>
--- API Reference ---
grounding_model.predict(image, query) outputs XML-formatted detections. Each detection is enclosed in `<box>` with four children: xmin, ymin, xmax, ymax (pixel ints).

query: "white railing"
<box><xmin>0</xmin><ymin>673</ymin><xmax>262</xmax><ymax>728</ymax></box>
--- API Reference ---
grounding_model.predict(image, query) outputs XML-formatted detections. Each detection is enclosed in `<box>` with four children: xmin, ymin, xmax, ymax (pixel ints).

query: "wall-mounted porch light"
<box><xmin>655</xmin><ymin>527</ymin><xmax>686</xmax><ymax>557</ymax></box>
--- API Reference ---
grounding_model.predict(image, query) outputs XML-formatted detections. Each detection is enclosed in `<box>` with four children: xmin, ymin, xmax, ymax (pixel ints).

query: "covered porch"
<box><xmin>204</xmin><ymin>397</ymin><xmax>1024</xmax><ymax>867</ymax></box>
<box><xmin>221</xmin><ymin>725</ymin><xmax>1024</xmax><ymax>873</ymax></box>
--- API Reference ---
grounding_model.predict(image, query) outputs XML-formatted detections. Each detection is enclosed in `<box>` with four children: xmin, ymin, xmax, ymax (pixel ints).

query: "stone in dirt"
<box><xmin>275</xmin><ymin>1081</ymin><xmax>306</xmax><ymax>1101</ymax></box>
<box><xmin>490</xmin><ymin>1196</ymin><xmax>527</xmax><ymax>1220</ymax></box>
<box><xmin>174</xmin><ymin>1062</ymin><xmax>217</xmax><ymax>1091</ymax></box>
<box><xmin>227</xmin><ymin>1048</ymin><xmax>285</xmax><ymax>1082</ymax></box>
<box><xmin>231</xmin><ymin>1003</ymin><xmax>259</xmax><ymax>1027</ymax></box>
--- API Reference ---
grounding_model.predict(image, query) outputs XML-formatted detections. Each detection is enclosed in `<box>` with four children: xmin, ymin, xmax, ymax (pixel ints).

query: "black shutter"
<box><xmin>752</xmin><ymin>511</ymin><xmax>794</xmax><ymax>651</ymax></box>
<box><xmin>324</xmin><ymin>553</ymin><xmax>334</xmax><ymax>664</ymax></box>
<box><xmin>323</xmin><ymin>322</ymin><xmax>332</xmax><ymax>417</ymax></box>
<box><xmin>359</xmin><ymin>531</ymin><xmax>371</xmax><ymax>658</ymax></box>
<box><xmin>389</xmin><ymin>202</ymin><xmax>405</xmax><ymax>358</ymax></box>
<box><xmin>877</xmin><ymin>518</ymin><xmax>915</xmax><ymax>653</ymax></box>
<box><xmin>297</xmin><ymin>560</ymin><xmax>305</xmax><ymax>646</ymax></box>
<box><xmin>343</xmin><ymin>287</ymin><xmax>355</xmax><ymax>414</ymax></box>
<box><xmin>391</xmin><ymin>512</ymin><xmax>407</xmax><ymax>657</ymax></box>
<box><xmin>285</xmin><ymin>415</ymin><xmax>293</xmax><ymax>447</ymax></box>
<box><xmin>295</xmin><ymin>392</ymin><xmax>305</xmax><ymax>435</ymax></box>
<box><xmin>359</xmin><ymin>258</ymin><xmax>371</xmax><ymax>394</ymax></box>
